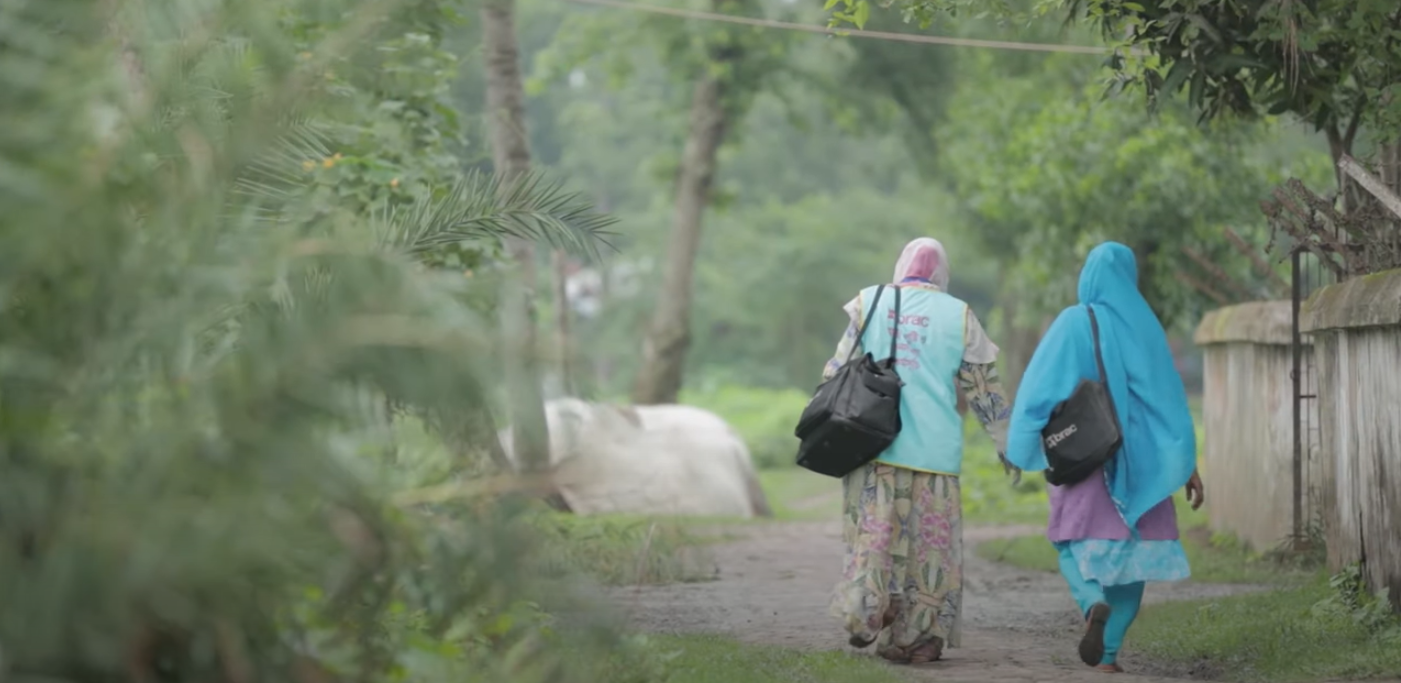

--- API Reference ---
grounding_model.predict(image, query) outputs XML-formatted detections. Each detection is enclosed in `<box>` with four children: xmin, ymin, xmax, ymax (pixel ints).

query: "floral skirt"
<box><xmin>830</xmin><ymin>462</ymin><xmax>963</xmax><ymax>659</ymax></box>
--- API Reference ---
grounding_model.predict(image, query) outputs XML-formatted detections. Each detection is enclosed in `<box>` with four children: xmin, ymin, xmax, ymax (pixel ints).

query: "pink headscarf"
<box><xmin>843</xmin><ymin>238</ymin><xmax>952</xmax><ymax>323</ymax></box>
<box><xmin>892</xmin><ymin>237</ymin><xmax>950</xmax><ymax>289</ymax></box>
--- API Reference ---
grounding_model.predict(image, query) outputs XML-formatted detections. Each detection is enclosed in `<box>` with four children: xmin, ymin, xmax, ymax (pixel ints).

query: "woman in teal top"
<box><xmin>826</xmin><ymin>238</ymin><xmax>1017</xmax><ymax>664</ymax></box>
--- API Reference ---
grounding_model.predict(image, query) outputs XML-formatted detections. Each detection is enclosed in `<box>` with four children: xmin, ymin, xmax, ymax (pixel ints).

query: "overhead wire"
<box><xmin>562</xmin><ymin>0</ymin><xmax>1138</xmax><ymax>56</ymax></box>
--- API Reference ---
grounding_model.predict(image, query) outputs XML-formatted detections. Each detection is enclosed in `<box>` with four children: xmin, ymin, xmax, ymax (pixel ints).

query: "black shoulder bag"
<box><xmin>1042</xmin><ymin>305</ymin><xmax>1122</xmax><ymax>487</ymax></box>
<box><xmin>793</xmin><ymin>285</ymin><xmax>905</xmax><ymax>478</ymax></box>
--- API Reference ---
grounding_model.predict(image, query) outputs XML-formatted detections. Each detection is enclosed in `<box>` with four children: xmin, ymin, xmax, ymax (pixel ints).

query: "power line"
<box><xmin>563</xmin><ymin>0</ymin><xmax>1133</xmax><ymax>56</ymax></box>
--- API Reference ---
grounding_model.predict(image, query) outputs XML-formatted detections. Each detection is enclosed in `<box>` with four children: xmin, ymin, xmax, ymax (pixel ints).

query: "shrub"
<box><xmin>0</xmin><ymin>1</ymin><xmax>643</xmax><ymax>681</ymax></box>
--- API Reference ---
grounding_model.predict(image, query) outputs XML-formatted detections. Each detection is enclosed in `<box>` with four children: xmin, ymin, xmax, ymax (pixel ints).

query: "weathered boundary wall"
<box><xmin>1302</xmin><ymin>268</ymin><xmax>1401</xmax><ymax>609</ymax></box>
<box><xmin>1193</xmin><ymin>301</ymin><xmax>1322</xmax><ymax>552</ymax></box>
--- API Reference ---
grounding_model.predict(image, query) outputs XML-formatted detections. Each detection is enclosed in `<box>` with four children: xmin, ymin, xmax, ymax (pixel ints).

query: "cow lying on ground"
<box><xmin>498</xmin><ymin>398</ymin><xmax>773</xmax><ymax>519</ymax></box>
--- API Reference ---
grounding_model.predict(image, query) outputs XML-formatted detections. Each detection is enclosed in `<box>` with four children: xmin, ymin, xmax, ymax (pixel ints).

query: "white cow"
<box><xmin>498</xmin><ymin>398</ymin><xmax>773</xmax><ymax>518</ymax></box>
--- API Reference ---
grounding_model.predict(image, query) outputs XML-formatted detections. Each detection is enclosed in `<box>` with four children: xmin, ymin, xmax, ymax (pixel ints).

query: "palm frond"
<box><xmin>235</xmin><ymin>119</ymin><xmax>335</xmax><ymax>202</ymax></box>
<box><xmin>375</xmin><ymin>170</ymin><xmax>618</xmax><ymax>260</ymax></box>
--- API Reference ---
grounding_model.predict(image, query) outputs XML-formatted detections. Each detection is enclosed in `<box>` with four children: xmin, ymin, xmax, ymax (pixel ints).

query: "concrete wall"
<box><xmin>1301</xmin><ymin>269</ymin><xmax>1401</xmax><ymax>609</ymax></box>
<box><xmin>1193</xmin><ymin>301</ymin><xmax>1320</xmax><ymax>552</ymax></box>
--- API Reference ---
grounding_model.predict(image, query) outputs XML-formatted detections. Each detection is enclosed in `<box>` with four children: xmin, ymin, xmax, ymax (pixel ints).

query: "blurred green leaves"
<box><xmin>0</xmin><ymin>0</ymin><xmax>637</xmax><ymax>680</ymax></box>
<box><xmin>938</xmin><ymin>51</ymin><xmax>1332</xmax><ymax>329</ymax></box>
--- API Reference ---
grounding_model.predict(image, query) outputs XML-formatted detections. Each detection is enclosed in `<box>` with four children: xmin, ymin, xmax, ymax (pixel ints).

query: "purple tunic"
<box><xmin>1046</xmin><ymin>466</ymin><xmax>1179</xmax><ymax>542</ymax></box>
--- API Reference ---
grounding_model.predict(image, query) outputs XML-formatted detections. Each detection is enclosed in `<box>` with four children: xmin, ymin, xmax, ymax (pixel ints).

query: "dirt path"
<box><xmin>613</xmin><ymin>519</ymin><xmax>1266</xmax><ymax>682</ymax></box>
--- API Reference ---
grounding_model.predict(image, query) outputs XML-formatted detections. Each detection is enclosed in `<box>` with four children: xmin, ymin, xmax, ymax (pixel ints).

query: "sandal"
<box><xmin>1079</xmin><ymin>603</ymin><xmax>1112</xmax><ymax>667</ymax></box>
<box><xmin>1095</xmin><ymin>663</ymin><xmax>1124</xmax><ymax>673</ymax></box>
<box><xmin>877</xmin><ymin>637</ymin><xmax>943</xmax><ymax>665</ymax></box>
<box><xmin>848</xmin><ymin>602</ymin><xmax>900</xmax><ymax>649</ymax></box>
<box><xmin>907</xmin><ymin>638</ymin><xmax>944</xmax><ymax>664</ymax></box>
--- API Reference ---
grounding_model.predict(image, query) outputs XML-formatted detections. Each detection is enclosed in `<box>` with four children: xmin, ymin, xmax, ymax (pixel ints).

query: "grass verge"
<box><xmin>974</xmin><ymin>493</ymin><xmax>1312</xmax><ymax>585</ymax></box>
<box><xmin>759</xmin><ymin>468</ymin><xmax>840</xmax><ymax>521</ymax></box>
<box><xmin>528</xmin><ymin>511</ymin><xmax>716</xmax><ymax>585</ymax></box>
<box><xmin>654</xmin><ymin>635</ymin><xmax>902</xmax><ymax>683</ymax></box>
<box><xmin>1130</xmin><ymin>577</ymin><xmax>1401</xmax><ymax>681</ymax></box>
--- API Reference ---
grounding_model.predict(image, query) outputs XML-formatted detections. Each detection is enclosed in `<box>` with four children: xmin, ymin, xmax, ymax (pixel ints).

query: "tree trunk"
<box><xmin>481</xmin><ymin>0</ymin><xmax>551</xmax><ymax>473</ymax></box>
<box><xmin>996</xmin><ymin>268</ymin><xmax>1038</xmax><ymax>397</ymax></box>
<box><xmin>631</xmin><ymin>72</ymin><xmax>730</xmax><ymax>405</ymax></box>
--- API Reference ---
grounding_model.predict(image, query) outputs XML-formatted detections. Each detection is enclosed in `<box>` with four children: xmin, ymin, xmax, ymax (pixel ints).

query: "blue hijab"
<box><xmin>1006</xmin><ymin>242</ymin><xmax>1197</xmax><ymax>530</ymax></box>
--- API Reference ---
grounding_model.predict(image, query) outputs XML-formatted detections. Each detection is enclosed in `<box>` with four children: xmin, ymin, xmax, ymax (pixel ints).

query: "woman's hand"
<box><xmin>1185</xmin><ymin>470</ymin><xmax>1205</xmax><ymax>510</ymax></box>
<box><xmin>998</xmin><ymin>451</ymin><xmax>1022</xmax><ymax>486</ymax></box>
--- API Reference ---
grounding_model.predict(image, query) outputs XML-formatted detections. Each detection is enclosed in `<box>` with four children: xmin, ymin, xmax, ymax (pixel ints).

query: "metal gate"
<box><xmin>1288</xmin><ymin>247</ymin><xmax>1330</xmax><ymax>547</ymax></box>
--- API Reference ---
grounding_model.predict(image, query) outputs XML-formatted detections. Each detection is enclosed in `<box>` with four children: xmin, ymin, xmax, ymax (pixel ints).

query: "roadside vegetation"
<box><xmin>1132</xmin><ymin>564</ymin><xmax>1401</xmax><ymax>681</ymax></box>
<box><xmin>657</xmin><ymin>635</ymin><xmax>903</xmax><ymax>683</ymax></box>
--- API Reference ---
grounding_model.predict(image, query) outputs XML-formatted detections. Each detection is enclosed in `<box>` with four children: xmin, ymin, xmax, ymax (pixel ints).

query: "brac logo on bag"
<box><xmin>1044</xmin><ymin>424</ymin><xmax>1078</xmax><ymax>449</ymax></box>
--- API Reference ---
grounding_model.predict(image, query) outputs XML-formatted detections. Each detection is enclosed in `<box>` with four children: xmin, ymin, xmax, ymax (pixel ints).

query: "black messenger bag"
<box><xmin>1042</xmin><ymin>305</ymin><xmax>1122</xmax><ymax>487</ymax></box>
<box><xmin>793</xmin><ymin>285</ymin><xmax>905</xmax><ymax>478</ymax></box>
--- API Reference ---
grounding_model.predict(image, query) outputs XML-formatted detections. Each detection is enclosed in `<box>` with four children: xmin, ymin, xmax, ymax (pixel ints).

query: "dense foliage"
<box><xmin>940</xmin><ymin>49</ymin><xmax>1333</xmax><ymax>328</ymax></box>
<box><xmin>825</xmin><ymin>0</ymin><xmax>1401</xmax><ymax>160</ymax></box>
<box><xmin>0</xmin><ymin>0</ymin><xmax>646</xmax><ymax>680</ymax></box>
<box><xmin>1072</xmin><ymin>0</ymin><xmax>1401</xmax><ymax>157</ymax></box>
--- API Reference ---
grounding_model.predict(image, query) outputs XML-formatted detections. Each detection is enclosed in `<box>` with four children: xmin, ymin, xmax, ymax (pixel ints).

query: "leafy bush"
<box><xmin>680</xmin><ymin>382</ymin><xmax>812</xmax><ymax>469</ymax></box>
<box><xmin>0</xmin><ymin>1</ymin><xmax>649</xmax><ymax>681</ymax></box>
<box><xmin>1313</xmin><ymin>563</ymin><xmax>1401</xmax><ymax>638</ymax></box>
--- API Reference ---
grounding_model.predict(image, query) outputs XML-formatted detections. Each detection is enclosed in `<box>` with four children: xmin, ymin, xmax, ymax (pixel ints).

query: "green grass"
<box><xmin>528</xmin><ymin>510</ymin><xmax>717</xmax><ymax>585</ymax></box>
<box><xmin>1131</xmin><ymin>577</ymin><xmax>1401</xmax><ymax>681</ymax></box>
<box><xmin>974</xmin><ymin>493</ymin><xmax>1313</xmax><ymax>585</ymax></box>
<box><xmin>758</xmin><ymin>468</ymin><xmax>841</xmax><ymax>521</ymax></box>
<box><xmin>653</xmin><ymin>635</ymin><xmax>903</xmax><ymax>683</ymax></box>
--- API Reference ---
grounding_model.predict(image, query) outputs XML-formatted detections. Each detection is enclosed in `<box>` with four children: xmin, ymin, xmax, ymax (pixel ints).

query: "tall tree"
<box><xmin>627</xmin><ymin>0</ymin><xmax>787</xmax><ymax>405</ymax></box>
<box><xmin>481</xmin><ymin>0</ymin><xmax>552</xmax><ymax>470</ymax></box>
<box><xmin>632</xmin><ymin>21</ymin><xmax>734</xmax><ymax>404</ymax></box>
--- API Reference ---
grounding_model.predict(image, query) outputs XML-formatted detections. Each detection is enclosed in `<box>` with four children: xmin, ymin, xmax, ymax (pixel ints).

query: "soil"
<box><xmin>609</xmin><ymin>518</ymin><xmax>1268</xmax><ymax>683</ymax></box>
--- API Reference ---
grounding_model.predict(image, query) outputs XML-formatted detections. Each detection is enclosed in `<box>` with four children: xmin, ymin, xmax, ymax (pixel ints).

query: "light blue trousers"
<box><xmin>1055</xmin><ymin>543</ymin><xmax>1145</xmax><ymax>665</ymax></box>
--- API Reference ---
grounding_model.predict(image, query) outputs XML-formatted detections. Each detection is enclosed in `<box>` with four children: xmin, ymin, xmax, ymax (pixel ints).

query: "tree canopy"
<box><xmin>827</xmin><ymin>0</ymin><xmax>1401</xmax><ymax>164</ymax></box>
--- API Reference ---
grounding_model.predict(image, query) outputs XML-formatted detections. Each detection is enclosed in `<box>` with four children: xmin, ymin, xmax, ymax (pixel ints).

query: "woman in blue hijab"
<box><xmin>1006</xmin><ymin>242</ymin><xmax>1205</xmax><ymax>673</ymax></box>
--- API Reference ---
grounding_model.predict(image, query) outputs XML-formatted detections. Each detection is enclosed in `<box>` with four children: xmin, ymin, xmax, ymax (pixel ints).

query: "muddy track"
<box><xmin>611</xmin><ymin>520</ymin><xmax>1268</xmax><ymax>683</ymax></box>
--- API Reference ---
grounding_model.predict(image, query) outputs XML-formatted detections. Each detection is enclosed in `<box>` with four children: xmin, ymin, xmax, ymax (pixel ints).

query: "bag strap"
<box><xmin>849</xmin><ymin>285</ymin><xmax>904</xmax><ymax>362</ymax></box>
<box><xmin>848</xmin><ymin>285</ymin><xmax>888</xmax><ymax>362</ymax></box>
<box><xmin>1088</xmin><ymin>305</ymin><xmax>1108</xmax><ymax>383</ymax></box>
<box><xmin>1087</xmin><ymin>305</ymin><xmax>1121</xmax><ymax>427</ymax></box>
<box><xmin>889</xmin><ymin>286</ymin><xmax>902</xmax><ymax>361</ymax></box>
